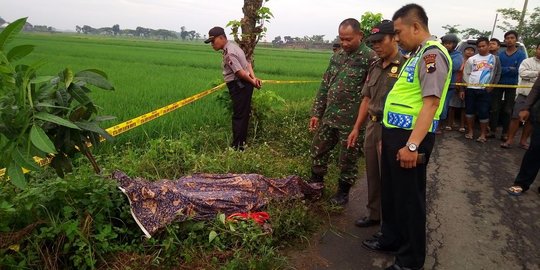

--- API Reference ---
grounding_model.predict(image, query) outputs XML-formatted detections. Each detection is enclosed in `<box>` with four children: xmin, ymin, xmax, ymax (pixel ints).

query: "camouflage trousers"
<box><xmin>310</xmin><ymin>123</ymin><xmax>362</xmax><ymax>185</ymax></box>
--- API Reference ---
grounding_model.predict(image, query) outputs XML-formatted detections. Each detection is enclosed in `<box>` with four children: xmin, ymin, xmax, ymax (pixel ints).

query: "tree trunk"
<box><xmin>235</xmin><ymin>0</ymin><xmax>264</xmax><ymax>64</ymax></box>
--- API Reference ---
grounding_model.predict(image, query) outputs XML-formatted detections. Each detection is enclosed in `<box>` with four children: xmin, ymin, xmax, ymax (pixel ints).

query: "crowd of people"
<box><xmin>305</xmin><ymin>3</ymin><xmax>540</xmax><ymax>270</ymax></box>
<box><xmin>204</xmin><ymin>3</ymin><xmax>539</xmax><ymax>268</ymax></box>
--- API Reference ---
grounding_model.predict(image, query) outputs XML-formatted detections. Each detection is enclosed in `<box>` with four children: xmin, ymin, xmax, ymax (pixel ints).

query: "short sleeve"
<box><xmin>418</xmin><ymin>48</ymin><xmax>449</xmax><ymax>98</ymax></box>
<box><xmin>225</xmin><ymin>52</ymin><xmax>244</xmax><ymax>73</ymax></box>
<box><xmin>361</xmin><ymin>65</ymin><xmax>377</xmax><ymax>98</ymax></box>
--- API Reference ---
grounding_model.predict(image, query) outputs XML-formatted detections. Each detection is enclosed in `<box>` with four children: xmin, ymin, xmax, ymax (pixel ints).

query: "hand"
<box><xmin>309</xmin><ymin>117</ymin><xmax>319</xmax><ymax>132</ymax></box>
<box><xmin>254</xmin><ymin>78</ymin><xmax>262</xmax><ymax>89</ymax></box>
<box><xmin>459</xmin><ymin>91</ymin><xmax>465</xmax><ymax>100</ymax></box>
<box><xmin>519</xmin><ymin>110</ymin><xmax>530</xmax><ymax>122</ymax></box>
<box><xmin>396</xmin><ymin>147</ymin><xmax>418</xmax><ymax>169</ymax></box>
<box><xmin>347</xmin><ymin>129</ymin><xmax>359</xmax><ymax>149</ymax></box>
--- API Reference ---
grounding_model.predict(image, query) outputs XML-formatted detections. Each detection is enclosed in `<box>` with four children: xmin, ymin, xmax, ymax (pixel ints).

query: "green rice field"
<box><xmin>14</xmin><ymin>33</ymin><xmax>331</xmax><ymax>144</ymax></box>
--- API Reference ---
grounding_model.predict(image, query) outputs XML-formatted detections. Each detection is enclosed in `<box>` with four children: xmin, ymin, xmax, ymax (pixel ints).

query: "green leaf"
<box><xmin>30</xmin><ymin>76</ymin><xmax>54</xmax><ymax>84</ymax></box>
<box><xmin>0</xmin><ymin>65</ymin><xmax>12</xmax><ymax>74</ymax></box>
<box><xmin>35</xmin><ymin>102</ymin><xmax>70</xmax><ymax>110</ymax></box>
<box><xmin>95</xmin><ymin>115</ymin><xmax>116</xmax><ymax>122</ymax></box>
<box><xmin>30</xmin><ymin>125</ymin><xmax>57</xmax><ymax>154</ymax></box>
<box><xmin>7</xmin><ymin>162</ymin><xmax>26</xmax><ymax>189</ymax></box>
<box><xmin>75</xmin><ymin>70</ymin><xmax>114</xmax><ymax>90</ymax></box>
<box><xmin>79</xmin><ymin>68</ymin><xmax>108</xmax><ymax>79</ymax></box>
<box><xmin>228</xmin><ymin>223</ymin><xmax>236</xmax><ymax>232</ymax></box>
<box><xmin>70</xmin><ymin>86</ymin><xmax>92</xmax><ymax>105</ymax></box>
<box><xmin>63</xmin><ymin>68</ymin><xmax>74</xmax><ymax>88</ymax></box>
<box><xmin>12</xmin><ymin>147</ymin><xmax>41</xmax><ymax>171</ymax></box>
<box><xmin>34</xmin><ymin>112</ymin><xmax>81</xmax><ymax>130</ymax></box>
<box><xmin>55</xmin><ymin>89</ymin><xmax>70</xmax><ymax>107</ymax></box>
<box><xmin>74</xmin><ymin>121</ymin><xmax>113</xmax><ymax>141</ymax></box>
<box><xmin>208</xmin><ymin>230</ymin><xmax>218</xmax><ymax>243</ymax></box>
<box><xmin>0</xmin><ymin>17</ymin><xmax>27</xmax><ymax>50</ymax></box>
<box><xmin>7</xmin><ymin>45</ymin><xmax>34</xmax><ymax>62</ymax></box>
<box><xmin>219</xmin><ymin>213</ymin><xmax>226</xmax><ymax>224</ymax></box>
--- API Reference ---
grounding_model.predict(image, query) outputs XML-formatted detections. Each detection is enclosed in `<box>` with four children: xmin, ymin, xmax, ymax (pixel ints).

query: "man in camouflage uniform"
<box><xmin>309</xmin><ymin>18</ymin><xmax>377</xmax><ymax>205</ymax></box>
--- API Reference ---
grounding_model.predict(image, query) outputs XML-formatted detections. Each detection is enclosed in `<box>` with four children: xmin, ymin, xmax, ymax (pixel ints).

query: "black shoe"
<box><xmin>329</xmin><ymin>181</ymin><xmax>352</xmax><ymax>206</ymax></box>
<box><xmin>329</xmin><ymin>191</ymin><xmax>349</xmax><ymax>205</ymax></box>
<box><xmin>354</xmin><ymin>216</ymin><xmax>380</xmax><ymax>227</ymax></box>
<box><xmin>385</xmin><ymin>264</ymin><xmax>423</xmax><ymax>270</ymax></box>
<box><xmin>372</xmin><ymin>231</ymin><xmax>383</xmax><ymax>239</ymax></box>
<box><xmin>309</xmin><ymin>172</ymin><xmax>324</xmax><ymax>183</ymax></box>
<box><xmin>362</xmin><ymin>238</ymin><xmax>398</xmax><ymax>254</ymax></box>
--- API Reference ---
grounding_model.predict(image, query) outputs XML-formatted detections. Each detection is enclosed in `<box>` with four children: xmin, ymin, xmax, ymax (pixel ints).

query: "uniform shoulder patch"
<box><xmin>423</xmin><ymin>53</ymin><xmax>437</xmax><ymax>73</ymax></box>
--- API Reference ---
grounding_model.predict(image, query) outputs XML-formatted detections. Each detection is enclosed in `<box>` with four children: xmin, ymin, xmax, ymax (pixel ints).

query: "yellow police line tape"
<box><xmin>453</xmin><ymin>82</ymin><xmax>532</xmax><ymax>89</ymax></box>
<box><xmin>0</xmin><ymin>79</ymin><xmax>320</xmax><ymax>178</ymax></box>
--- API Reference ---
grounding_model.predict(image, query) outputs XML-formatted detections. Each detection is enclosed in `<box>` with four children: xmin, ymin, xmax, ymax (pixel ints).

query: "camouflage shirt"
<box><xmin>311</xmin><ymin>42</ymin><xmax>377</xmax><ymax>129</ymax></box>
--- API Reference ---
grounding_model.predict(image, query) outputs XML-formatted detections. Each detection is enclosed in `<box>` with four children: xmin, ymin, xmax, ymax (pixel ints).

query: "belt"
<box><xmin>370</xmin><ymin>114</ymin><xmax>382</xmax><ymax>122</ymax></box>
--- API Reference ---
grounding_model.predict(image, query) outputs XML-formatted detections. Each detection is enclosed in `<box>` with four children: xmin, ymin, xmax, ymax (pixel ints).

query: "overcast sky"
<box><xmin>1</xmin><ymin>0</ymin><xmax>535</xmax><ymax>41</ymax></box>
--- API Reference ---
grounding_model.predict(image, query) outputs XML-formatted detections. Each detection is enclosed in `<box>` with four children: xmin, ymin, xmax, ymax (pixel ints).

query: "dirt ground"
<box><xmin>289</xmin><ymin>130</ymin><xmax>540</xmax><ymax>270</ymax></box>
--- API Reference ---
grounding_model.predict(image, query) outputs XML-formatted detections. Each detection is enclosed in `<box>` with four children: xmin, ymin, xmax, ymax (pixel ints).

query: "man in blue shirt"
<box><xmin>489</xmin><ymin>30</ymin><xmax>527</xmax><ymax>140</ymax></box>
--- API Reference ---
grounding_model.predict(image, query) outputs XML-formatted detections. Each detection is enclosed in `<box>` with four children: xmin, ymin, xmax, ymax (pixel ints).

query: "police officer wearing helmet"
<box><xmin>205</xmin><ymin>26</ymin><xmax>261</xmax><ymax>150</ymax></box>
<box><xmin>365</xmin><ymin>4</ymin><xmax>452</xmax><ymax>270</ymax></box>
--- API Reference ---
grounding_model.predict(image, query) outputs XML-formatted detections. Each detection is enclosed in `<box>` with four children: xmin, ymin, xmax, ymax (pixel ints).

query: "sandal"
<box><xmin>500</xmin><ymin>142</ymin><xmax>512</xmax><ymax>149</ymax></box>
<box><xmin>507</xmin><ymin>186</ymin><xmax>524</xmax><ymax>196</ymax></box>
<box><xmin>465</xmin><ymin>134</ymin><xmax>473</xmax><ymax>139</ymax></box>
<box><xmin>458</xmin><ymin>127</ymin><xmax>466</xmax><ymax>133</ymax></box>
<box><xmin>519</xmin><ymin>143</ymin><xmax>530</xmax><ymax>150</ymax></box>
<box><xmin>476</xmin><ymin>137</ymin><xmax>487</xmax><ymax>143</ymax></box>
<box><xmin>444</xmin><ymin>126</ymin><xmax>453</xmax><ymax>131</ymax></box>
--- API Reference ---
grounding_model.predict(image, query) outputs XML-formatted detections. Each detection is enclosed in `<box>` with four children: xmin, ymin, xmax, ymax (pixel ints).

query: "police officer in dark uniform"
<box><xmin>205</xmin><ymin>26</ymin><xmax>261</xmax><ymax>150</ymax></box>
<box><xmin>360</xmin><ymin>5</ymin><xmax>452</xmax><ymax>270</ymax></box>
<box><xmin>507</xmin><ymin>77</ymin><xmax>540</xmax><ymax>196</ymax></box>
<box><xmin>347</xmin><ymin>20</ymin><xmax>406</xmax><ymax>228</ymax></box>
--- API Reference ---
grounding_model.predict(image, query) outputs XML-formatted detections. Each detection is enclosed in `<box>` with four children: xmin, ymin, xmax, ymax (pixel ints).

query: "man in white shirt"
<box><xmin>501</xmin><ymin>43</ymin><xmax>540</xmax><ymax>149</ymax></box>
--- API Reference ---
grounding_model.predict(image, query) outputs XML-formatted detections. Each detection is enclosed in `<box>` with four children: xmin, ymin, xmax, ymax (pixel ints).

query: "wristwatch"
<box><xmin>406</xmin><ymin>142</ymin><xmax>418</xmax><ymax>152</ymax></box>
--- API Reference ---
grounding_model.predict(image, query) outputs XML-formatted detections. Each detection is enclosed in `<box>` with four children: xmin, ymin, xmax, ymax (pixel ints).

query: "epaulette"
<box><xmin>370</xmin><ymin>59</ymin><xmax>380</xmax><ymax>67</ymax></box>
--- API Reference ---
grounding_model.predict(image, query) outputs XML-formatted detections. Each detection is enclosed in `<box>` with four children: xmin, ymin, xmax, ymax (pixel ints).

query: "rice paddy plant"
<box><xmin>11</xmin><ymin>33</ymin><xmax>329</xmax><ymax>146</ymax></box>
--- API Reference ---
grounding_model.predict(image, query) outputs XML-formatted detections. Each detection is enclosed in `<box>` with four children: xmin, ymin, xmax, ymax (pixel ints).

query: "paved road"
<box><xmin>290</xmin><ymin>130</ymin><xmax>540</xmax><ymax>270</ymax></box>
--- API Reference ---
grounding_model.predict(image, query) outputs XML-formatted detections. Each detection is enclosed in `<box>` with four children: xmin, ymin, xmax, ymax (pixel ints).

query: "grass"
<box><xmin>1</xmin><ymin>33</ymin><xmax>358</xmax><ymax>269</ymax></box>
<box><xmin>12</xmin><ymin>33</ymin><xmax>329</xmax><ymax>144</ymax></box>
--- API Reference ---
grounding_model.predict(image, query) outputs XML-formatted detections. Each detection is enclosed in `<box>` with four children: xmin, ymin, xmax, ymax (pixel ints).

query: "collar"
<box><xmin>221</xmin><ymin>40</ymin><xmax>231</xmax><ymax>54</ymax></box>
<box><xmin>411</xmin><ymin>35</ymin><xmax>438</xmax><ymax>56</ymax></box>
<box><xmin>376</xmin><ymin>50</ymin><xmax>404</xmax><ymax>68</ymax></box>
<box><xmin>341</xmin><ymin>42</ymin><xmax>367</xmax><ymax>56</ymax></box>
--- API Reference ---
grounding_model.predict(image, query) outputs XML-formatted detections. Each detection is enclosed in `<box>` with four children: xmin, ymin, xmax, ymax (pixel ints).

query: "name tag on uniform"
<box><xmin>387</xmin><ymin>66</ymin><xmax>399</xmax><ymax>78</ymax></box>
<box><xmin>387</xmin><ymin>72</ymin><xmax>399</xmax><ymax>78</ymax></box>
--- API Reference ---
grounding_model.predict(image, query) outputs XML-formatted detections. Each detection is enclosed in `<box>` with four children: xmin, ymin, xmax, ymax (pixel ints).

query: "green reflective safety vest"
<box><xmin>382</xmin><ymin>41</ymin><xmax>452</xmax><ymax>132</ymax></box>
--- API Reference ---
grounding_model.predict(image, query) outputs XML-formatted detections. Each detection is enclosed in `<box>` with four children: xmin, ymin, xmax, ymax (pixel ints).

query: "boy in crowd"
<box><xmin>463</xmin><ymin>37</ymin><xmax>500</xmax><ymax>142</ymax></box>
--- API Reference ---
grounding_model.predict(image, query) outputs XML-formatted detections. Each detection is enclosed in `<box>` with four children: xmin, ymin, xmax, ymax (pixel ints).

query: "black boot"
<box><xmin>309</xmin><ymin>171</ymin><xmax>324</xmax><ymax>183</ymax></box>
<box><xmin>329</xmin><ymin>181</ymin><xmax>352</xmax><ymax>206</ymax></box>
